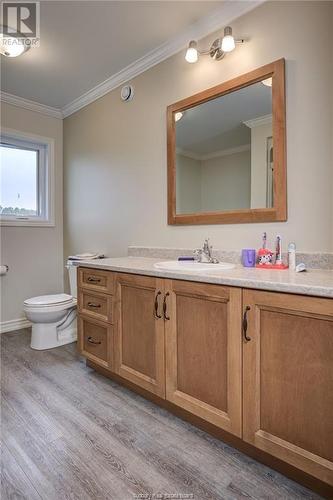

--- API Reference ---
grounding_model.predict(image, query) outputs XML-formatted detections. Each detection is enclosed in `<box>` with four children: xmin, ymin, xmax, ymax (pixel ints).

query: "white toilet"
<box><xmin>24</xmin><ymin>261</ymin><xmax>78</xmax><ymax>350</ymax></box>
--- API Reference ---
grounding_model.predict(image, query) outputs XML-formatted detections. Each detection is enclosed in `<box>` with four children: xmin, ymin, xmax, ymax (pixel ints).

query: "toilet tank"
<box><xmin>66</xmin><ymin>261</ymin><xmax>78</xmax><ymax>299</ymax></box>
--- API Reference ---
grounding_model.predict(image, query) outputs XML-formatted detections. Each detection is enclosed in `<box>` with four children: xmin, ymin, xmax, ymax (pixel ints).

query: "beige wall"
<box><xmin>1</xmin><ymin>102</ymin><xmax>63</xmax><ymax>324</ymax></box>
<box><xmin>201</xmin><ymin>151</ymin><xmax>251</xmax><ymax>211</ymax></box>
<box><xmin>176</xmin><ymin>154</ymin><xmax>201</xmax><ymax>214</ymax></box>
<box><xmin>64</xmin><ymin>1</ymin><xmax>333</xmax><ymax>256</ymax></box>
<box><xmin>177</xmin><ymin>150</ymin><xmax>251</xmax><ymax>213</ymax></box>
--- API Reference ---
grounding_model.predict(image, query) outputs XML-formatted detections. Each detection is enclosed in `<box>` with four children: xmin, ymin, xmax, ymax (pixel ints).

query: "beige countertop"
<box><xmin>77</xmin><ymin>257</ymin><xmax>333</xmax><ymax>298</ymax></box>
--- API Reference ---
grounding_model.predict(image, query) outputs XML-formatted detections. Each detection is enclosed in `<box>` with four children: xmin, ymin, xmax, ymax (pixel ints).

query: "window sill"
<box><xmin>0</xmin><ymin>218</ymin><xmax>55</xmax><ymax>227</ymax></box>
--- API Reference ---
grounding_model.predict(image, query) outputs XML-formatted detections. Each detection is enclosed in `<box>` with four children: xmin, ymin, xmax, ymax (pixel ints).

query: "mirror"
<box><xmin>167</xmin><ymin>59</ymin><xmax>286</xmax><ymax>225</ymax></box>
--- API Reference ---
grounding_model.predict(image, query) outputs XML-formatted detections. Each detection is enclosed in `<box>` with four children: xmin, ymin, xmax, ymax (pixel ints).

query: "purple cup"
<box><xmin>242</xmin><ymin>249</ymin><xmax>256</xmax><ymax>267</ymax></box>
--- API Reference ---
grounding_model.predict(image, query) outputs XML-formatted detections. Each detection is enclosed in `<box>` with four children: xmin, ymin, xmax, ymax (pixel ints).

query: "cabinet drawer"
<box><xmin>78</xmin><ymin>267</ymin><xmax>114</xmax><ymax>294</ymax></box>
<box><xmin>78</xmin><ymin>315</ymin><xmax>113</xmax><ymax>368</ymax></box>
<box><xmin>78</xmin><ymin>289</ymin><xmax>112</xmax><ymax>323</ymax></box>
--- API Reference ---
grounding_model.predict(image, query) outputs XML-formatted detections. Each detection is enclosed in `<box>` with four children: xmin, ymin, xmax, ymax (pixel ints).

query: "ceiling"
<box><xmin>176</xmin><ymin>81</ymin><xmax>272</xmax><ymax>154</ymax></box>
<box><xmin>1</xmin><ymin>1</ymin><xmax>222</xmax><ymax>109</ymax></box>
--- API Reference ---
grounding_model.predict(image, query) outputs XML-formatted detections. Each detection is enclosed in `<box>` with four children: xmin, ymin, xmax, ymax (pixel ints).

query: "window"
<box><xmin>0</xmin><ymin>133</ymin><xmax>54</xmax><ymax>226</ymax></box>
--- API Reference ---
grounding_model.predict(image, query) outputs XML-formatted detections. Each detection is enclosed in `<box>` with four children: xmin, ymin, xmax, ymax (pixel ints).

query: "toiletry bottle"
<box><xmin>275</xmin><ymin>235</ymin><xmax>282</xmax><ymax>265</ymax></box>
<box><xmin>288</xmin><ymin>242</ymin><xmax>296</xmax><ymax>271</ymax></box>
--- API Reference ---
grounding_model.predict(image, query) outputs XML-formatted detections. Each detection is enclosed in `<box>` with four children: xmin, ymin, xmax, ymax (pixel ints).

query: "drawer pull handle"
<box><xmin>243</xmin><ymin>306</ymin><xmax>251</xmax><ymax>342</ymax></box>
<box><xmin>87</xmin><ymin>277</ymin><xmax>101</xmax><ymax>283</ymax></box>
<box><xmin>87</xmin><ymin>302</ymin><xmax>101</xmax><ymax>308</ymax></box>
<box><xmin>154</xmin><ymin>291</ymin><xmax>162</xmax><ymax>319</ymax></box>
<box><xmin>87</xmin><ymin>336</ymin><xmax>102</xmax><ymax>345</ymax></box>
<box><xmin>163</xmin><ymin>292</ymin><xmax>170</xmax><ymax>321</ymax></box>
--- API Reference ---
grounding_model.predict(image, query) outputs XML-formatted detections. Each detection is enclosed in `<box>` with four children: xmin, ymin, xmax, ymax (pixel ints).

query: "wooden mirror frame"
<box><xmin>167</xmin><ymin>59</ymin><xmax>286</xmax><ymax>225</ymax></box>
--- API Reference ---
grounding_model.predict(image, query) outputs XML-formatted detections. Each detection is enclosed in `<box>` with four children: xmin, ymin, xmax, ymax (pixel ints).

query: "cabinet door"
<box><xmin>243</xmin><ymin>290</ymin><xmax>333</xmax><ymax>485</ymax></box>
<box><xmin>165</xmin><ymin>280</ymin><xmax>242</xmax><ymax>436</ymax></box>
<box><xmin>114</xmin><ymin>273</ymin><xmax>165</xmax><ymax>397</ymax></box>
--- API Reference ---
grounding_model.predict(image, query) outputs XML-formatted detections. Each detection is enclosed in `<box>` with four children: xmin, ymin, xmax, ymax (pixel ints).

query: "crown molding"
<box><xmin>177</xmin><ymin>143</ymin><xmax>251</xmax><ymax>161</ymax></box>
<box><xmin>62</xmin><ymin>0</ymin><xmax>265</xmax><ymax>118</ymax></box>
<box><xmin>1</xmin><ymin>91</ymin><xmax>63</xmax><ymax>119</ymax></box>
<box><xmin>243</xmin><ymin>113</ymin><xmax>272</xmax><ymax>128</ymax></box>
<box><xmin>176</xmin><ymin>148</ymin><xmax>202</xmax><ymax>161</ymax></box>
<box><xmin>201</xmin><ymin>143</ymin><xmax>251</xmax><ymax>160</ymax></box>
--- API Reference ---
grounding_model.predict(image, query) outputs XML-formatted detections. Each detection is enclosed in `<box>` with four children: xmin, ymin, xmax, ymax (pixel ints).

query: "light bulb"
<box><xmin>0</xmin><ymin>34</ymin><xmax>25</xmax><ymax>57</ymax></box>
<box><xmin>261</xmin><ymin>77</ymin><xmax>273</xmax><ymax>87</ymax></box>
<box><xmin>185</xmin><ymin>41</ymin><xmax>198</xmax><ymax>63</ymax></box>
<box><xmin>175</xmin><ymin>112</ymin><xmax>183</xmax><ymax>122</ymax></box>
<box><xmin>221</xmin><ymin>26</ymin><xmax>235</xmax><ymax>53</ymax></box>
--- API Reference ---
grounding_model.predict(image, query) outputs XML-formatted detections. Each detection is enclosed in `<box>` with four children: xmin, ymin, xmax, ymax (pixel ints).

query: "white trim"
<box><xmin>0</xmin><ymin>317</ymin><xmax>31</xmax><ymax>334</ymax></box>
<box><xmin>1</xmin><ymin>92</ymin><xmax>63</xmax><ymax>119</ymax></box>
<box><xmin>176</xmin><ymin>148</ymin><xmax>202</xmax><ymax>161</ymax></box>
<box><xmin>61</xmin><ymin>1</ymin><xmax>265</xmax><ymax>117</ymax></box>
<box><xmin>243</xmin><ymin>114</ymin><xmax>272</xmax><ymax>129</ymax></box>
<box><xmin>177</xmin><ymin>144</ymin><xmax>251</xmax><ymax>161</ymax></box>
<box><xmin>201</xmin><ymin>144</ymin><xmax>251</xmax><ymax>160</ymax></box>
<box><xmin>0</xmin><ymin>127</ymin><xmax>55</xmax><ymax>227</ymax></box>
<box><xmin>0</xmin><ymin>1</ymin><xmax>265</xmax><ymax>118</ymax></box>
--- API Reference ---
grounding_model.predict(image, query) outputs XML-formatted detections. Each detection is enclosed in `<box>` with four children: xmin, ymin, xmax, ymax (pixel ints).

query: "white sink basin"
<box><xmin>154</xmin><ymin>260</ymin><xmax>235</xmax><ymax>272</ymax></box>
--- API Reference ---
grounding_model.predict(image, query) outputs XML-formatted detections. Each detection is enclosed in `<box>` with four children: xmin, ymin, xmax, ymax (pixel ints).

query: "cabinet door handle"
<box><xmin>154</xmin><ymin>291</ymin><xmax>162</xmax><ymax>319</ymax></box>
<box><xmin>243</xmin><ymin>306</ymin><xmax>251</xmax><ymax>341</ymax></box>
<box><xmin>87</xmin><ymin>336</ymin><xmax>102</xmax><ymax>345</ymax></box>
<box><xmin>87</xmin><ymin>277</ymin><xmax>101</xmax><ymax>283</ymax></box>
<box><xmin>87</xmin><ymin>302</ymin><xmax>101</xmax><ymax>308</ymax></box>
<box><xmin>163</xmin><ymin>292</ymin><xmax>170</xmax><ymax>321</ymax></box>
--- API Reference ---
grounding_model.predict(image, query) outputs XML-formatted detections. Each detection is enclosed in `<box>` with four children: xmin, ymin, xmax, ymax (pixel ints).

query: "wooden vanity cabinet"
<box><xmin>164</xmin><ymin>280</ymin><xmax>242</xmax><ymax>436</ymax></box>
<box><xmin>242</xmin><ymin>290</ymin><xmax>333</xmax><ymax>485</ymax></box>
<box><xmin>77</xmin><ymin>267</ymin><xmax>333</xmax><ymax>492</ymax></box>
<box><xmin>114</xmin><ymin>273</ymin><xmax>166</xmax><ymax>397</ymax></box>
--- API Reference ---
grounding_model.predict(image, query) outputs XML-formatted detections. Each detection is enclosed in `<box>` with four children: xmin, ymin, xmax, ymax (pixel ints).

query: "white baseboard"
<box><xmin>0</xmin><ymin>317</ymin><xmax>31</xmax><ymax>334</ymax></box>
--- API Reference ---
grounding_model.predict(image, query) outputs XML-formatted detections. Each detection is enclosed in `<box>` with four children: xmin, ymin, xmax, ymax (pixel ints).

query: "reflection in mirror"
<box><xmin>175</xmin><ymin>81</ymin><xmax>273</xmax><ymax>215</ymax></box>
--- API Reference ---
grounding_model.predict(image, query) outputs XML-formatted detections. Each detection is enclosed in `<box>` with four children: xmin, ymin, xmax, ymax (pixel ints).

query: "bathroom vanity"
<box><xmin>77</xmin><ymin>258</ymin><xmax>333</xmax><ymax>496</ymax></box>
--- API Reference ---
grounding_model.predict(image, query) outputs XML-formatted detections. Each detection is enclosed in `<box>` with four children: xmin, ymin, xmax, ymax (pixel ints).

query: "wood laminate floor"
<box><xmin>1</xmin><ymin>329</ymin><xmax>322</xmax><ymax>500</ymax></box>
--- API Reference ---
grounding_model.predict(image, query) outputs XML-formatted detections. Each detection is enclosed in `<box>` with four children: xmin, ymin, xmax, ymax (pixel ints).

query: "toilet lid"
<box><xmin>24</xmin><ymin>293</ymin><xmax>74</xmax><ymax>307</ymax></box>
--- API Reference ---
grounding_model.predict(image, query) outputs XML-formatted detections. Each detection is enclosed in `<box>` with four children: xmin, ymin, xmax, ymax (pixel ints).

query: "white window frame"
<box><xmin>0</xmin><ymin>128</ymin><xmax>55</xmax><ymax>227</ymax></box>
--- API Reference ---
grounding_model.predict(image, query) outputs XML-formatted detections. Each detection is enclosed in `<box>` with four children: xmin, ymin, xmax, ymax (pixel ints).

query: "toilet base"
<box><xmin>31</xmin><ymin>320</ymin><xmax>77</xmax><ymax>350</ymax></box>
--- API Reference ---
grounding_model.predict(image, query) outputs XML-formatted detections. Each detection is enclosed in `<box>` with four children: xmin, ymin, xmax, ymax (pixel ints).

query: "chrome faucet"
<box><xmin>194</xmin><ymin>239</ymin><xmax>219</xmax><ymax>264</ymax></box>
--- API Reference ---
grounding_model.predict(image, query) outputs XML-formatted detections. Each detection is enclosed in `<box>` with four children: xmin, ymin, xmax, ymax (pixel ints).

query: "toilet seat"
<box><xmin>24</xmin><ymin>293</ymin><xmax>74</xmax><ymax>308</ymax></box>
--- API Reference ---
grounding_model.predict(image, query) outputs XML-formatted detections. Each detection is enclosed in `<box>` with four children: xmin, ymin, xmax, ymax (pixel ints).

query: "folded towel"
<box><xmin>68</xmin><ymin>253</ymin><xmax>105</xmax><ymax>260</ymax></box>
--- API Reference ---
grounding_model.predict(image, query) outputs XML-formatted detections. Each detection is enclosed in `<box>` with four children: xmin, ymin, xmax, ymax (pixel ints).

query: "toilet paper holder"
<box><xmin>0</xmin><ymin>265</ymin><xmax>9</xmax><ymax>276</ymax></box>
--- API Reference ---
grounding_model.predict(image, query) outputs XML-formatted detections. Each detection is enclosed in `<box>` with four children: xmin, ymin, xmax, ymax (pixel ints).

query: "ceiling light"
<box><xmin>221</xmin><ymin>26</ymin><xmax>236</xmax><ymax>53</ymax></box>
<box><xmin>0</xmin><ymin>26</ymin><xmax>30</xmax><ymax>58</ymax></box>
<box><xmin>0</xmin><ymin>33</ymin><xmax>25</xmax><ymax>57</ymax></box>
<box><xmin>185</xmin><ymin>41</ymin><xmax>198</xmax><ymax>63</ymax></box>
<box><xmin>185</xmin><ymin>26</ymin><xmax>245</xmax><ymax>64</ymax></box>
<box><xmin>175</xmin><ymin>112</ymin><xmax>184</xmax><ymax>122</ymax></box>
<box><xmin>261</xmin><ymin>77</ymin><xmax>273</xmax><ymax>87</ymax></box>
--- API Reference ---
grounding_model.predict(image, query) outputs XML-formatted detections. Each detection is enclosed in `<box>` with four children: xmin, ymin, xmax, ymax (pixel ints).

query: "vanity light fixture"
<box><xmin>185</xmin><ymin>26</ymin><xmax>245</xmax><ymax>63</ymax></box>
